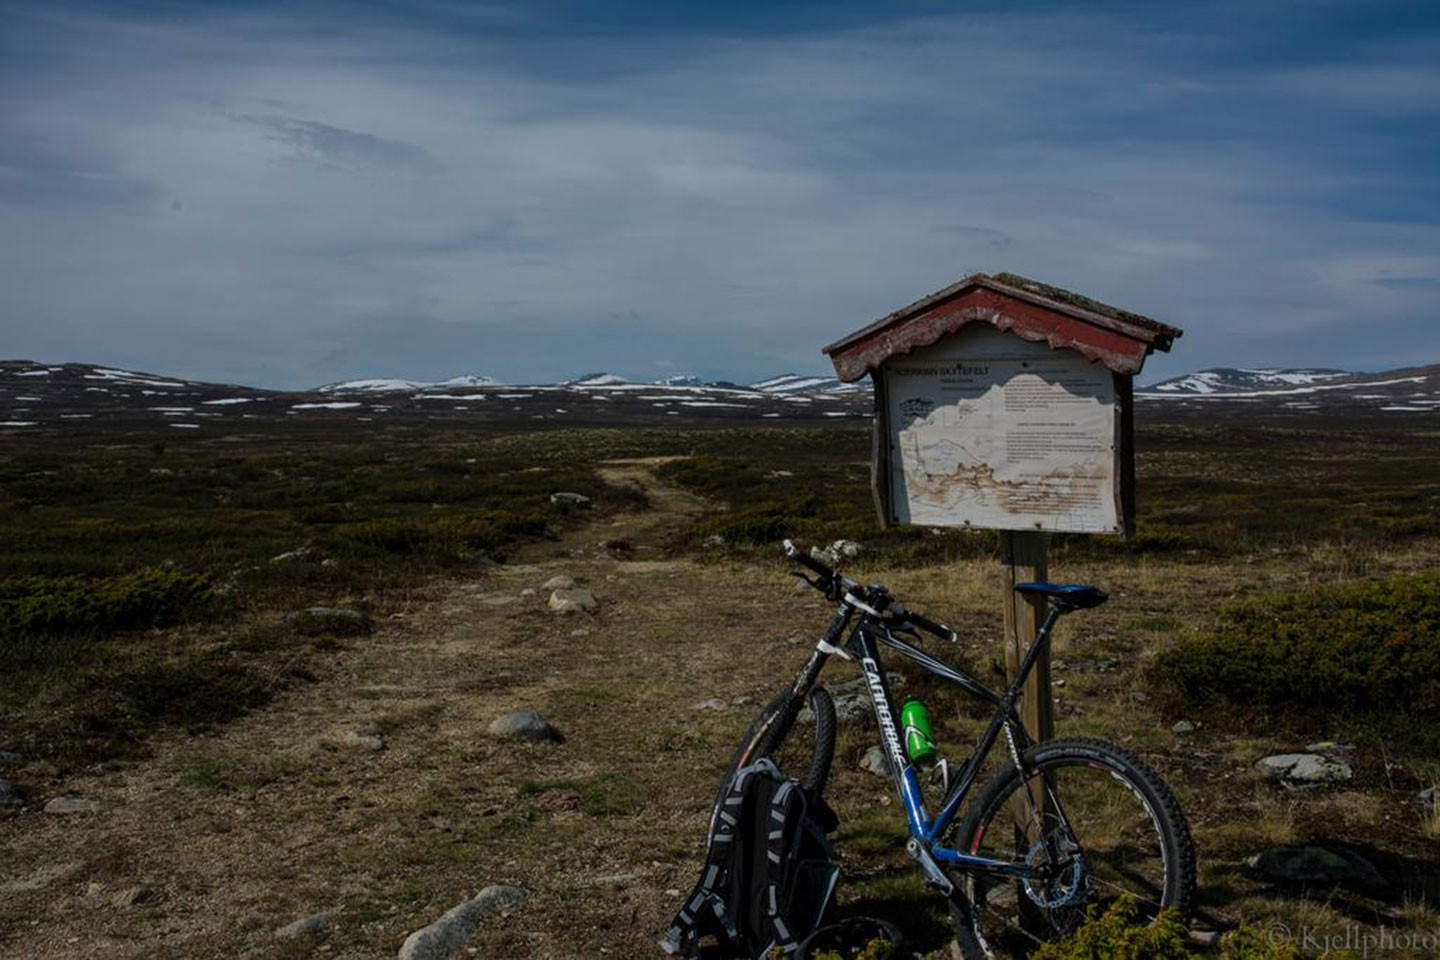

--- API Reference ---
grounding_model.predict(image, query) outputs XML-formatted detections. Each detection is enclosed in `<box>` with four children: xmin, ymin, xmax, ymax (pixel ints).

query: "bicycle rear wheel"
<box><xmin>946</xmin><ymin>737</ymin><xmax>1195</xmax><ymax>959</ymax></box>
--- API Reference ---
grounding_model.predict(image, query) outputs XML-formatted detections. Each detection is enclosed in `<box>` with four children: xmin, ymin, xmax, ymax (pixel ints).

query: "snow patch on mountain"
<box><xmin>316</xmin><ymin>375</ymin><xmax>500</xmax><ymax>394</ymax></box>
<box><xmin>567</xmin><ymin>372</ymin><xmax>630</xmax><ymax>387</ymax></box>
<box><xmin>1144</xmin><ymin>368</ymin><xmax>1351</xmax><ymax>395</ymax></box>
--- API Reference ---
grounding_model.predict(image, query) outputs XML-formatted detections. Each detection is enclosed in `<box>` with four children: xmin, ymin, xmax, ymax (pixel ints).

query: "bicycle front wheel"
<box><xmin>947</xmin><ymin>737</ymin><xmax>1195</xmax><ymax>959</ymax></box>
<box><xmin>710</xmin><ymin>685</ymin><xmax>836</xmax><ymax>832</ymax></box>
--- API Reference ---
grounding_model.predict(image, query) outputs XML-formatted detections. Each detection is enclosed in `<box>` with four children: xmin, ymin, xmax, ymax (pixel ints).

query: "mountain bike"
<box><xmin>723</xmin><ymin>540</ymin><xmax>1195</xmax><ymax>958</ymax></box>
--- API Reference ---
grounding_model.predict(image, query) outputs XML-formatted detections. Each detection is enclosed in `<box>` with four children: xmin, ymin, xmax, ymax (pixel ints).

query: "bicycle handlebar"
<box><xmin>782</xmin><ymin>539</ymin><xmax>957</xmax><ymax>643</ymax></box>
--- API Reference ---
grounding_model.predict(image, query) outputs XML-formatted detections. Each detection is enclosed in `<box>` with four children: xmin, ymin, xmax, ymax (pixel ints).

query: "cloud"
<box><xmin>0</xmin><ymin>1</ymin><xmax>1436</xmax><ymax>387</ymax></box>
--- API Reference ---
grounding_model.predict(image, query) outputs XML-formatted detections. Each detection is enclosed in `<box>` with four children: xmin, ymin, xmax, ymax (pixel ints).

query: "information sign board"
<box><xmin>880</xmin><ymin>325</ymin><xmax>1126</xmax><ymax>533</ymax></box>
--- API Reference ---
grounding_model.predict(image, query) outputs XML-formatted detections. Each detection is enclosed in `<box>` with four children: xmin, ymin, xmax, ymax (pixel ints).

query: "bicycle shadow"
<box><xmin>1199</xmin><ymin>839</ymin><xmax>1440</xmax><ymax>927</ymax></box>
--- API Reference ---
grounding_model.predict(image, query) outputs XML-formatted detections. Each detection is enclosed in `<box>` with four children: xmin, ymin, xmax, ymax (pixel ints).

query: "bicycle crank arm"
<box><xmin>906</xmin><ymin>838</ymin><xmax>954</xmax><ymax>895</ymax></box>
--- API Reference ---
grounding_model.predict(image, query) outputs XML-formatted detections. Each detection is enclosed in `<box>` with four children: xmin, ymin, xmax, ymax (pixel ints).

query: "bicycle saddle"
<box><xmin>1013</xmin><ymin>583</ymin><xmax>1108</xmax><ymax>609</ymax></box>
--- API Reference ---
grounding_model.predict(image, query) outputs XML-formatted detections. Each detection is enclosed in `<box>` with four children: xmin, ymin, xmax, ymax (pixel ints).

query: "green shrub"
<box><xmin>1030</xmin><ymin>896</ymin><xmax>1301</xmax><ymax>959</ymax></box>
<box><xmin>1151</xmin><ymin>573</ymin><xmax>1440</xmax><ymax>717</ymax></box>
<box><xmin>0</xmin><ymin>567</ymin><xmax>211</xmax><ymax>639</ymax></box>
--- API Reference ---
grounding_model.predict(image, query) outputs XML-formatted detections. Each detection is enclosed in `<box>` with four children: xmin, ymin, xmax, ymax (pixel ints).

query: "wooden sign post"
<box><xmin>823</xmin><ymin>273</ymin><xmax>1181</xmax><ymax>759</ymax></box>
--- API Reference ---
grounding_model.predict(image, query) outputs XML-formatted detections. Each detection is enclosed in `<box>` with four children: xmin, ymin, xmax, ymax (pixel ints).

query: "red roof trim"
<box><xmin>824</xmin><ymin>274</ymin><xmax>1180</xmax><ymax>382</ymax></box>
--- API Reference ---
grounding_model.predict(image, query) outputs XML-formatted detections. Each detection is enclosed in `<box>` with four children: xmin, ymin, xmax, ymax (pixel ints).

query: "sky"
<box><xmin>1</xmin><ymin>0</ymin><xmax>1437</xmax><ymax>389</ymax></box>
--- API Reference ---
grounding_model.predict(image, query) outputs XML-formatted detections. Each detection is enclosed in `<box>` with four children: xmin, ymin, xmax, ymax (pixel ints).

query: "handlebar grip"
<box><xmin>894</xmin><ymin>605</ymin><xmax>956</xmax><ymax>643</ymax></box>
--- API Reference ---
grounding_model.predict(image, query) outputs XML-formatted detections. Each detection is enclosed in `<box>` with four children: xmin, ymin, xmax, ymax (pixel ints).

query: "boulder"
<box><xmin>286</xmin><ymin>607</ymin><xmax>373</xmax><ymax>637</ymax></box>
<box><xmin>1172</xmin><ymin>720</ymin><xmax>1196</xmax><ymax>735</ymax></box>
<box><xmin>548</xmin><ymin>588</ymin><xmax>596</xmax><ymax>614</ymax></box>
<box><xmin>487</xmin><ymin>711</ymin><xmax>561</xmax><ymax>743</ymax></box>
<box><xmin>550</xmin><ymin>492</ymin><xmax>590</xmax><ymax>506</ymax></box>
<box><xmin>397</xmin><ymin>885</ymin><xmax>529</xmax><ymax>960</ymax></box>
<box><xmin>1256</xmin><ymin>753</ymin><xmax>1352</xmax><ymax>787</ymax></box>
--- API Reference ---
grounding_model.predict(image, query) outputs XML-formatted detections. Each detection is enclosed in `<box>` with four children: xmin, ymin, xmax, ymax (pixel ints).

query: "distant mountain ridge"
<box><xmin>1142</xmin><ymin>368</ymin><xmax>1351</xmax><ymax>395</ymax></box>
<box><xmin>316</xmin><ymin>374</ymin><xmax>501</xmax><ymax>394</ymax></box>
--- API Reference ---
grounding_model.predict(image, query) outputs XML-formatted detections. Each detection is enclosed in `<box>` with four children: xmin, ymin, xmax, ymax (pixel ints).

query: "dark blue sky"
<box><xmin>2</xmin><ymin>0</ymin><xmax>1436</xmax><ymax>387</ymax></box>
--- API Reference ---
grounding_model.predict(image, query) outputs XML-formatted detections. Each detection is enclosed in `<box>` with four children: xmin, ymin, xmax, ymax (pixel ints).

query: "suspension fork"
<box><xmin>782</xmin><ymin>604</ymin><xmax>854</xmax><ymax>706</ymax></box>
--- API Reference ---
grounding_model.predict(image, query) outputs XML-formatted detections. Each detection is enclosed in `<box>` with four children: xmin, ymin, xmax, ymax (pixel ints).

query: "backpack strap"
<box><xmin>660</xmin><ymin>761</ymin><xmax>776</xmax><ymax>957</ymax></box>
<box><xmin>762</xmin><ymin>779</ymin><xmax>807</xmax><ymax>955</ymax></box>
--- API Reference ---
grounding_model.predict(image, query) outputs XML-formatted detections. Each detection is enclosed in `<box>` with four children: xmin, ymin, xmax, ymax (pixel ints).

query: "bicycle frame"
<box><xmin>781</xmin><ymin>598</ymin><xmax>1069</xmax><ymax>892</ymax></box>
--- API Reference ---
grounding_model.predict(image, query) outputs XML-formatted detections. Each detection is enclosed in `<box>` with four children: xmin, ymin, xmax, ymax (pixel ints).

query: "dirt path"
<box><xmin>0</xmin><ymin>460</ymin><xmax>848</xmax><ymax>959</ymax></box>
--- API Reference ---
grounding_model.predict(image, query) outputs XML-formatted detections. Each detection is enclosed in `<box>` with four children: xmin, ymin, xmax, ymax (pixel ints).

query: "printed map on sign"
<box><xmin>884</xmin><ymin>332</ymin><xmax>1118</xmax><ymax>533</ymax></box>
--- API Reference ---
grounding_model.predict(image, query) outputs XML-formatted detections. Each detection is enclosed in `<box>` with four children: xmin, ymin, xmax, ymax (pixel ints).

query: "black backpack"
<box><xmin>661</xmin><ymin>759</ymin><xmax>841</xmax><ymax>958</ymax></box>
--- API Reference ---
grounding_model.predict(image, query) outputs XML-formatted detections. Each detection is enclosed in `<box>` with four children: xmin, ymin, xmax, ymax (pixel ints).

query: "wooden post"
<box><xmin>1000</xmin><ymin>530</ymin><xmax>1051</xmax><ymax>744</ymax></box>
<box><xmin>1000</xmin><ymin>530</ymin><xmax>1051</xmax><ymax>848</ymax></box>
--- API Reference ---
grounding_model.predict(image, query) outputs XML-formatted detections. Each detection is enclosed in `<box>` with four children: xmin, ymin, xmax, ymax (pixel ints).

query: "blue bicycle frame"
<box><xmin>783</xmin><ymin>597</ymin><xmax>1070</xmax><ymax>894</ymax></box>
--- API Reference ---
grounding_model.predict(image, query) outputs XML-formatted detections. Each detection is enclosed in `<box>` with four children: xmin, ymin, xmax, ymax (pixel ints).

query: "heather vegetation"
<box><xmin>2</xmin><ymin>409</ymin><xmax>1439</xmax><ymax>957</ymax></box>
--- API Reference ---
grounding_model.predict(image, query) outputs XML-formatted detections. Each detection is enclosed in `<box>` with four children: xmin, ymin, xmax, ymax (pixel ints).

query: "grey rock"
<box><xmin>320</xmin><ymin>558</ymin><xmax>339</xmax><ymax>568</ymax></box>
<box><xmin>701</xmin><ymin>534</ymin><xmax>726</xmax><ymax>549</ymax></box>
<box><xmin>0</xmin><ymin>778</ymin><xmax>24</xmax><ymax>809</ymax></box>
<box><xmin>548</xmin><ymin>588</ymin><xmax>596</xmax><ymax>614</ymax></box>
<box><xmin>1248</xmin><ymin>845</ymin><xmax>1386</xmax><ymax>894</ymax></box>
<box><xmin>111</xmin><ymin>885</ymin><xmax>152</xmax><ymax>909</ymax></box>
<box><xmin>275</xmin><ymin>910</ymin><xmax>338</xmax><ymax>940</ymax></box>
<box><xmin>810</xmin><ymin>539</ymin><xmax>863</xmax><ymax>566</ymax></box>
<box><xmin>1419</xmin><ymin>786</ymin><xmax>1436</xmax><ymax>805</ymax></box>
<box><xmin>1172</xmin><ymin>720</ymin><xmax>1196</xmax><ymax>735</ymax></box>
<box><xmin>859</xmin><ymin>745</ymin><xmax>889</xmax><ymax>778</ymax></box>
<box><xmin>331</xmin><ymin>730</ymin><xmax>386</xmax><ymax>752</ymax></box>
<box><xmin>44</xmin><ymin>796</ymin><xmax>101</xmax><ymax>815</ymax></box>
<box><xmin>487</xmin><ymin>711</ymin><xmax>561</xmax><ymax>743</ymax></box>
<box><xmin>286</xmin><ymin>607</ymin><xmax>373</xmax><ymax>637</ymax></box>
<box><xmin>1256</xmin><ymin>753</ymin><xmax>1352</xmax><ymax>786</ymax></box>
<box><xmin>693</xmin><ymin>699</ymin><xmax>726</xmax><ymax>711</ymax></box>
<box><xmin>397</xmin><ymin>885</ymin><xmax>529</xmax><ymax>960</ymax></box>
<box><xmin>271</xmin><ymin>547</ymin><xmax>312</xmax><ymax>563</ymax></box>
<box><xmin>550</xmin><ymin>491</ymin><xmax>590</xmax><ymax>506</ymax></box>
<box><xmin>542</xmin><ymin>574</ymin><xmax>576</xmax><ymax>591</ymax></box>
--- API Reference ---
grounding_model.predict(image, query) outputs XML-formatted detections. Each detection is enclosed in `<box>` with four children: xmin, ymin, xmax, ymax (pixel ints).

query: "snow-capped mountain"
<box><xmin>1142</xmin><ymin>368</ymin><xmax>1351</xmax><ymax>395</ymax></box>
<box><xmin>567</xmin><ymin>373</ymin><xmax>631</xmax><ymax>387</ymax></box>
<box><xmin>749</xmin><ymin>373</ymin><xmax>861</xmax><ymax>394</ymax></box>
<box><xmin>315</xmin><ymin>375</ymin><xmax>501</xmax><ymax>394</ymax></box>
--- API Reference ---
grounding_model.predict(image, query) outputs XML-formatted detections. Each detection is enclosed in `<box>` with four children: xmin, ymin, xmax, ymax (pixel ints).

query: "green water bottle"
<box><xmin>900</xmin><ymin>698</ymin><xmax>937</xmax><ymax>764</ymax></box>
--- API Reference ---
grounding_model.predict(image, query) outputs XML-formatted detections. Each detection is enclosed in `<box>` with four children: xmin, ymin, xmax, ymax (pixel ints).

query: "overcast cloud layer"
<box><xmin>2</xmin><ymin>0</ymin><xmax>1437</xmax><ymax>388</ymax></box>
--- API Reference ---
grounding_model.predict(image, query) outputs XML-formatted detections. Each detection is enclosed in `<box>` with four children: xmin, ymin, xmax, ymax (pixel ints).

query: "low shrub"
<box><xmin>0</xmin><ymin>567</ymin><xmax>211</xmax><ymax>639</ymax></box>
<box><xmin>1030</xmin><ymin>896</ymin><xmax>1300</xmax><ymax>959</ymax></box>
<box><xmin>1151</xmin><ymin>573</ymin><xmax>1440</xmax><ymax>718</ymax></box>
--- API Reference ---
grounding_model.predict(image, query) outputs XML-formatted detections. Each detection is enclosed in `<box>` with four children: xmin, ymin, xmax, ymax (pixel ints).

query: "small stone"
<box><xmin>271</xmin><ymin>547</ymin><xmax>311</xmax><ymax>563</ymax></box>
<box><xmin>286</xmin><ymin>607</ymin><xmax>373</xmax><ymax>637</ymax></box>
<box><xmin>693</xmin><ymin>699</ymin><xmax>725</xmax><ymax>712</ymax></box>
<box><xmin>1172</xmin><ymin>720</ymin><xmax>1196</xmax><ymax>735</ymax></box>
<box><xmin>548</xmin><ymin>588</ymin><xmax>596</xmax><ymax>614</ymax></box>
<box><xmin>44</xmin><ymin>796</ymin><xmax>101</xmax><ymax>815</ymax></box>
<box><xmin>550</xmin><ymin>492</ymin><xmax>590</xmax><ymax>506</ymax></box>
<box><xmin>275</xmin><ymin>910</ymin><xmax>338</xmax><ymax>940</ymax></box>
<box><xmin>320</xmin><ymin>558</ymin><xmax>339</xmax><ymax>568</ymax></box>
<box><xmin>0</xmin><ymin>779</ymin><xmax>24</xmax><ymax>809</ymax></box>
<box><xmin>398</xmin><ymin>885</ymin><xmax>529</xmax><ymax>960</ymax></box>
<box><xmin>1051</xmin><ymin>678</ymin><xmax>1066</xmax><ymax>687</ymax></box>
<box><xmin>519</xmin><ymin>588</ymin><xmax>536</xmax><ymax>597</ymax></box>
<box><xmin>1255</xmin><ymin>753</ymin><xmax>1352</xmax><ymax>787</ymax></box>
<box><xmin>1305</xmin><ymin>741</ymin><xmax>1355</xmax><ymax>758</ymax></box>
<box><xmin>1130</xmin><ymin>690</ymin><xmax>1149</xmax><ymax>703</ymax></box>
<box><xmin>110</xmin><ymin>885</ymin><xmax>151</xmax><ymax>909</ymax></box>
<box><xmin>1419</xmin><ymin>786</ymin><xmax>1436</xmax><ymax>804</ymax></box>
<box><xmin>859</xmin><ymin>745</ymin><xmax>889</xmax><ymax>778</ymax></box>
<box><xmin>701</xmin><ymin>534</ymin><xmax>726</xmax><ymax>549</ymax></box>
<box><xmin>542</xmin><ymin>575</ymin><xmax>576</xmax><ymax>591</ymax></box>
<box><xmin>487</xmin><ymin>711</ymin><xmax>561</xmax><ymax>743</ymax></box>
<box><xmin>570</xmin><ymin>628</ymin><xmax>590</xmax><ymax>637</ymax></box>
<box><xmin>332</xmin><ymin>730</ymin><xmax>386</xmax><ymax>752</ymax></box>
